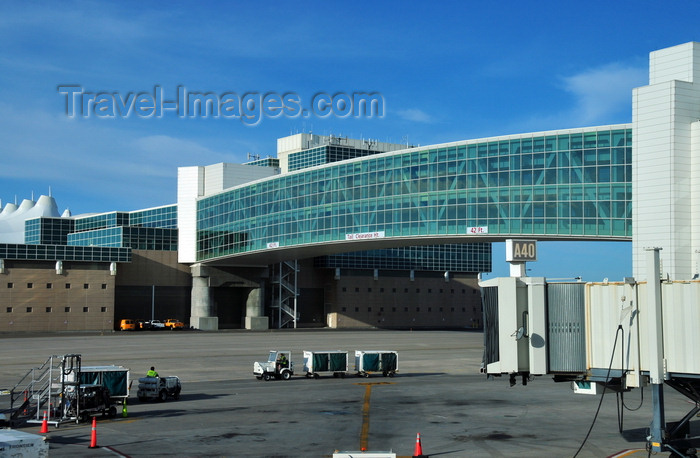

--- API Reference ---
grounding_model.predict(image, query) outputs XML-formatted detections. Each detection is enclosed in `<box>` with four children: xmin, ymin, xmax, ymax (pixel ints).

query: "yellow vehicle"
<box><xmin>164</xmin><ymin>318</ymin><xmax>185</xmax><ymax>330</ymax></box>
<box><xmin>120</xmin><ymin>319</ymin><xmax>137</xmax><ymax>331</ymax></box>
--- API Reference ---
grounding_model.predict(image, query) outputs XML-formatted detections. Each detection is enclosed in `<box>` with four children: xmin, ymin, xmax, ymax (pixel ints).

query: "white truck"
<box><xmin>253</xmin><ymin>351</ymin><xmax>293</xmax><ymax>381</ymax></box>
<box><xmin>147</xmin><ymin>320</ymin><xmax>166</xmax><ymax>330</ymax></box>
<box><xmin>137</xmin><ymin>376</ymin><xmax>181</xmax><ymax>402</ymax></box>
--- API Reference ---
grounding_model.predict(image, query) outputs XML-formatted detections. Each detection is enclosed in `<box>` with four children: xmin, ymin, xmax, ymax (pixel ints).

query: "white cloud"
<box><xmin>0</xmin><ymin>102</ymin><xmax>243</xmax><ymax>212</ymax></box>
<box><xmin>498</xmin><ymin>61</ymin><xmax>648</xmax><ymax>135</ymax></box>
<box><xmin>561</xmin><ymin>63</ymin><xmax>647</xmax><ymax>125</ymax></box>
<box><xmin>396</xmin><ymin>108</ymin><xmax>433</xmax><ymax>123</ymax></box>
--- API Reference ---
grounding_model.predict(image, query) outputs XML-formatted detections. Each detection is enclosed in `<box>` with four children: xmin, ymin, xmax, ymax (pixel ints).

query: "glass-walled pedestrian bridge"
<box><xmin>196</xmin><ymin>124</ymin><xmax>632</xmax><ymax>265</ymax></box>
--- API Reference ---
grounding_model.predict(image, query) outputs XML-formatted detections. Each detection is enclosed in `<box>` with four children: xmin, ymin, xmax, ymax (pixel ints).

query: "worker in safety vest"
<box><xmin>276</xmin><ymin>353</ymin><xmax>288</xmax><ymax>370</ymax></box>
<box><xmin>147</xmin><ymin>366</ymin><xmax>159</xmax><ymax>377</ymax></box>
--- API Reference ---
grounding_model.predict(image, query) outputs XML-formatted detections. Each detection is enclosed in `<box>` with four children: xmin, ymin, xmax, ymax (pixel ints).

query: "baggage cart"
<box><xmin>354</xmin><ymin>351</ymin><xmax>398</xmax><ymax>377</ymax></box>
<box><xmin>302</xmin><ymin>351</ymin><xmax>348</xmax><ymax>378</ymax></box>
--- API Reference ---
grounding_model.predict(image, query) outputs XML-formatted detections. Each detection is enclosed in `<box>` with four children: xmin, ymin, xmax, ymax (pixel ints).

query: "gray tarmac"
<box><xmin>0</xmin><ymin>329</ymin><xmax>682</xmax><ymax>457</ymax></box>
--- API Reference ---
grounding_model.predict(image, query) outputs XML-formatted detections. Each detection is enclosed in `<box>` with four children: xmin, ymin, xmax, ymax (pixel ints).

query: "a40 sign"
<box><xmin>505</xmin><ymin>239</ymin><xmax>537</xmax><ymax>262</ymax></box>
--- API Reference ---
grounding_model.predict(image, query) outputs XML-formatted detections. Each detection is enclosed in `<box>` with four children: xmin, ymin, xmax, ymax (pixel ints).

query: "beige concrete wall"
<box><xmin>0</xmin><ymin>252</ymin><xmax>484</xmax><ymax>332</ymax></box>
<box><xmin>0</xmin><ymin>261</ymin><xmax>115</xmax><ymax>332</ymax></box>
<box><xmin>116</xmin><ymin>250</ymin><xmax>191</xmax><ymax>287</ymax></box>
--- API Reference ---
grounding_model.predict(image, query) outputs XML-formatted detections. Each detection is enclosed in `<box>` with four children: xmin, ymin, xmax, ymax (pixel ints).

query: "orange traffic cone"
<box><xmin>39</xmin><ymin>411</ymin><xmax>49</xmax><ymax>433</ymax></box>
<box><xmin>88</xmin><ymin>416</ymin><xmax>98</xmax><ymax>448</ymax></box>
<box><xmin>412</xmin><ymin>432</ymin><xmax>425</xmax><ymax>457</ymax></box>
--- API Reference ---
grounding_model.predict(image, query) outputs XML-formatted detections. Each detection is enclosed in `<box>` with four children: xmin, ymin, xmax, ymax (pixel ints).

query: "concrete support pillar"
<box><xmin>190</xmin><ymin>263</ymin><xmax>267</xmax><ymax>330</ymax></box>
<box><xmin>190</xmin><ymin>264</ymin><xmax>219</xmax><ymax>331</ymax></box>
<box><xmin>245</xmin><ymin>287</ymin><xmax>269</xmax><ymax>330</ymax></box>
<box><xmin>646</xmin><ymin>247</ymin><xmax>666</xmax><ymax>453</ymax></box>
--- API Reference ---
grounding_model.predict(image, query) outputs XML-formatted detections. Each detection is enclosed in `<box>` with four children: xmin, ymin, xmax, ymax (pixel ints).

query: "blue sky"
<box><xmin>1</xmin><ymin>1</ymin><xmax>698</xmax><ymax>280</ymax></box>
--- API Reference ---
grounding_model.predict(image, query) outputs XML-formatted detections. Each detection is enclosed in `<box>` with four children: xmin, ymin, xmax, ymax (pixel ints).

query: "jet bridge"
<box><xmin>481</xmin><ymin>248</ymin><xmax>700</xmax><ymax>456</ymax></box>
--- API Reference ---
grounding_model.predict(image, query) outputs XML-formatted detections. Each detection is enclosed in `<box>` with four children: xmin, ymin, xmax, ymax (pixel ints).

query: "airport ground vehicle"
<box><xmin>66</xmin><ymin>384</ymin><xmax>117</xmax><ymax>422</ymax></box>
<box><xmin>147</xmin><ymin>320</ymin><xmax>166</xmax><ymax>329</ymax></box>
<box><xmin>119</xmin><ymin>319</ymin><xmax>137</xmax><ymax>331</ymax></box>
<box><xmin>5</xmin><ymin>355</ymin><xmax>130</xmax><ymax>427</ymax></box>
<box><xmin>253</xmin><ymin>350</ymin><xmax>398</xmax><ymax>380</ymax></box>
<box><xmin>253</xmin><ymin>351</ymin><xmax>293</xmax><ymax>381</ymax></box>
<box><xmin>164</xmin><ymin>318</ymin><xmax>185</xmax><ymax>329</ymax></box>
<box><xmin>64</xmin><ymin>364</ymin><xmax>130</xmax><ymax>422</ymax></box>
<box><xmin>137</xmin><ymin>376</ymin><xmax>181</xmax><ymax>402</ymax></box>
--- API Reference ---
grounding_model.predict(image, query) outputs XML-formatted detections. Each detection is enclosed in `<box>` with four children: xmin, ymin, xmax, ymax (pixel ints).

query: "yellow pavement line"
<box><xmin>360</xmin><ymin>384</ymin><xmax>372</xmax><ymax>451</ymax></box>
<box><xmin>355</xmin><ymin>381</ymin><xmax>395</xmax><ymax>451</ymax></box>
<box><xmin>115</xmin><ymin>419</ymin><xmax>139</xmax><ymax>424</ymax></box>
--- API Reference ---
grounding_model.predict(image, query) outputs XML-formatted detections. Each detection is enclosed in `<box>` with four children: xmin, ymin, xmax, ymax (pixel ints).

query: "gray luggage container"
<box><xmin>0</xmin><ymin>429</ymin><xmax>49</xmax><ymax>458</ymax></box>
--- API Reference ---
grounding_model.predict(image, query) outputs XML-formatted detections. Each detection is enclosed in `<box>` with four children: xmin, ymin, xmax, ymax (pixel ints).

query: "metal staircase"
<box><xmin>2</xmin><ymin>354</ymin><xmax>82</xmax><ymax>427</ymax></box>
<box><xmin>270</xmin><ymin>260</ymin><xmax>299</xmax><ymax>328</ymax></box>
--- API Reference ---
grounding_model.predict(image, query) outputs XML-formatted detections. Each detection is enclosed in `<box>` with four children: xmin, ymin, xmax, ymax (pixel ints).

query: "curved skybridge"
<box><xmin>195</xmin><ymin>125</ymin><xmax>632</xmax><ymax>266</ymax></box>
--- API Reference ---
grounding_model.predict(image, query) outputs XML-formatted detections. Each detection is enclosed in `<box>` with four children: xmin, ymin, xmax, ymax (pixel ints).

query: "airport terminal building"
<box><xmin>0</xmin><ymin>41</ymin><xmax>698</xmax><ymax>332</ymax></box>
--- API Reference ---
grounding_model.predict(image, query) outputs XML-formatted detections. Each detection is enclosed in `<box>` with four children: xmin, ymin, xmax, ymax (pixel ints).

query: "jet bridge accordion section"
<box><xmin>547</xmin><ymin>282</ymin><xmax>586</xmax><ymax>373</ymax></box>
